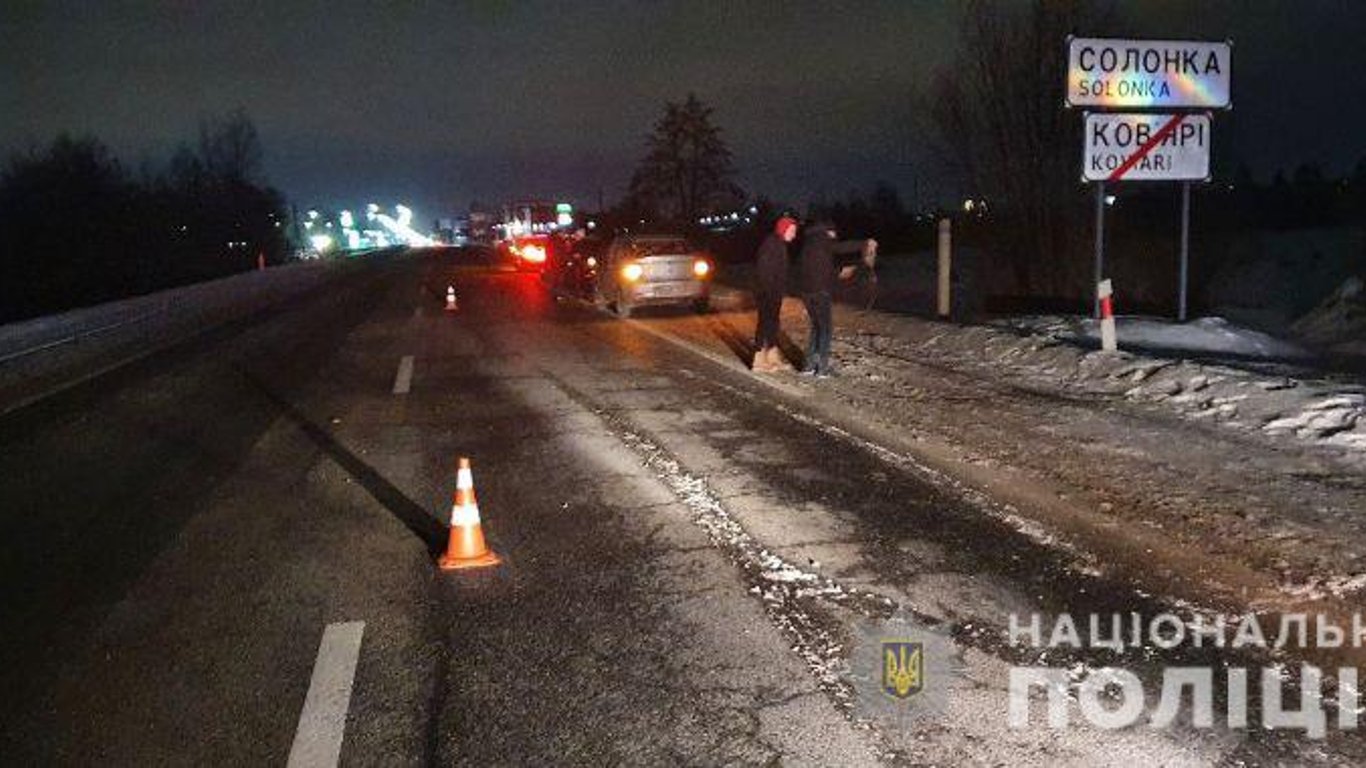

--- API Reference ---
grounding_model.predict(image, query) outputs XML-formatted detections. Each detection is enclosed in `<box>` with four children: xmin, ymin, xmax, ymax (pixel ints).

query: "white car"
<box><xmin>596</xmin><ymin>235</ymin><xmax>713</xmax><ymax>317</ymax></box>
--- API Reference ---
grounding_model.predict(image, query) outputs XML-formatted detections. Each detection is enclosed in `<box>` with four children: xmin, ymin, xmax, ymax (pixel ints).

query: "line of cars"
<box><xmin>516</xmin><ymin>232</ymin><xmax>713</xmax><ymax>317</ymax></box>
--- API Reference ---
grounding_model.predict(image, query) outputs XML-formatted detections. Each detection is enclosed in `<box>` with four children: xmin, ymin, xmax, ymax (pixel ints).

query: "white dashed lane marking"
<box><xmin>287</xmin><ymin>621</ymin><xmax>365</xmax><ymax>768</ymax></box>
<box><xmin>392</xmin><ymin>355</ymin><xmax>415</xmax><ymax>395</ymax></box>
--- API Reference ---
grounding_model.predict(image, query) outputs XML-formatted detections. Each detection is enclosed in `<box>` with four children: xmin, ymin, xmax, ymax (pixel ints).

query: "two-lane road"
<box><xmin>0</xmin><ymin>249</ymin><xmax>1319</xmax><ymax>764</ymax></box>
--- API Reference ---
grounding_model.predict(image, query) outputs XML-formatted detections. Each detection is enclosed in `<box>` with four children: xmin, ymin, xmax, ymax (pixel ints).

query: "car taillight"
<box><xmin>621</xmin><ymin>262</ymin><xmax>644</xmax><ymax>282</ymax></box>
<box><xmin>693</xmin><ymin>259</ymin><xmax>711</xmax><ymax>278</ymax></box>
<box><xmin>520</xmin><ymin>244</ymin><xmax>547</xmax><ymax>263</ymax></box>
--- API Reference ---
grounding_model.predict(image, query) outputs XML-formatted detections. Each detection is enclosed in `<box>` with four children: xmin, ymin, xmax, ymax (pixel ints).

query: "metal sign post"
<box><xmin>1093</xmin><ymin>182</ymin><xmax>1106</xmax><ymax>319</ymax></box>
<box><xmin>1179</xmin><ymin>182</ymin><xmax>1191</xmax><ymax>322</ymax></box>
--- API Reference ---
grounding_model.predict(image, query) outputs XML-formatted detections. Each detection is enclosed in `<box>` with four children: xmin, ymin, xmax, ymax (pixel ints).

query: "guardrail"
<box><xmin>0</xmin><ymin>310</ymin><xmax>163</xmax><ymax>366</ymax></box>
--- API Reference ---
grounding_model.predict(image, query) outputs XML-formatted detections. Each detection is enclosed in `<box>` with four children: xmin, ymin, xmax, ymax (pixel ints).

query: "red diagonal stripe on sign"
<box><xmin>1107</xmin><ymin>114</ymin><xmax>1187</xmax><ymax>182</ymax></box>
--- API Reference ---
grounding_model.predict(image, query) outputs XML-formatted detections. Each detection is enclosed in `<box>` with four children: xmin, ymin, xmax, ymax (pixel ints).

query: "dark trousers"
<box><xmin>755</xmin><ymin>288</ymin><xmax>783</xmax><ymax>348</ymax></box>
<box><xmin>803</xmin><ymin>291</ymin><xmax>832</xmax><ymax>371</ymax></box>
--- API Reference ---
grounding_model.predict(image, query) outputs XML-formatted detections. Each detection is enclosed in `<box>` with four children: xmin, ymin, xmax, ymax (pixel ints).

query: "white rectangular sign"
<box><xmin>1083</xmin><ymin>113</ymin><xmax>1210</xmax><ymax>182</ymax></box>
<box><xmin>1067</xmin><ymin>37</ymin><xmax>1231</xmax><ymax>109</ymax></box>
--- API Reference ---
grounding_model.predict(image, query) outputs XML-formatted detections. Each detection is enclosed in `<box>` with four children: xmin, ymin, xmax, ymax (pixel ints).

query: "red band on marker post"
<box><xmin>1100</xmin><ymin>296</ymin><xmax>1113</xmax><ymax>319</ymax></box>
<box><xmin>1107</xmin><ymin>114</ymin><xmax>1187</xmax><ymax>183</ymax></box>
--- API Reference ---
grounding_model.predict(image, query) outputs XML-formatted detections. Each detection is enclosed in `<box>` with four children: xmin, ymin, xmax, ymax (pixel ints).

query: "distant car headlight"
<box><xmin>693</xmin><ymin>259</ymin><xmax>711</xmax><ymax>278</ymax></box>
<box><xmin>586</xmin><ymin>256</ymin><xmax>597</xmax><ymax>268</ymax></box>
<box><xmin>621</xmin><ymin>262</ymin><xmax>644</xmax><ymax>282</ymax></box>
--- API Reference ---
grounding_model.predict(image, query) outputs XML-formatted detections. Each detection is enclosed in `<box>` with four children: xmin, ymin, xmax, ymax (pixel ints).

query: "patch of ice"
<box><xmin>1014</xmin><ymin>314</ymin><xmax>1311</xmax><ymax>360</ymax></box>
<box><xmin>1264</xmin><ymin>398</ymin><xmax>1363</xmax><ymax>439</ymax></box>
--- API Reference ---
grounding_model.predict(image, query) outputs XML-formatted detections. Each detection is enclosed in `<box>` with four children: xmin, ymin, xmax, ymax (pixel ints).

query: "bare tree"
<box><xmin>932</xmin><ymin>0</ymin><xmax>1107</xmax><ymax>300</ymax></box>
<box><xmin>197</xmin><ymin>109</ymin><xmax>264</xmax><ymax>185</ymax></box>
<box><xmin>627</xmin><ymin>94</ymin><xmax>742</xmax><ymax>224</ymax></box>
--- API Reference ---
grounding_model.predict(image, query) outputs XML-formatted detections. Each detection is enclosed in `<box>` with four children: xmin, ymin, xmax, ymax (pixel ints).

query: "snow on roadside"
<box><xmin>829</xmin><ymin>308</ymin><xmax>1366</xmax><ymax>466</ymax></box>
<box><xmin>1004</xmin><ymin>315</ymin><xmax>1313</xmax><ymax>360</ymax></box>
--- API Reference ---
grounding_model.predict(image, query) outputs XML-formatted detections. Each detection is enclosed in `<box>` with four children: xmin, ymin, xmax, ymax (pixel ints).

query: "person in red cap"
<box><xmin>752</xmin><ymin>216</ymin><xmax>799</xmax><ymax>372</ymax></box>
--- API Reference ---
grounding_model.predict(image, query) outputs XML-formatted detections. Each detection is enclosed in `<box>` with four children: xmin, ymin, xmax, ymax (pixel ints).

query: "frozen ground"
<box><xmin>925</xmin><ymin>313</ymin><xmax>1365</xmax><ymax>458</ymax></box>
<box><xmin>1002</xmin><ymin>314</ymin><xmax>1313</xmax><ymax>360</ymax></box>
<box><xmin>647</xmin><ymin>285</ymin><xmax>1366</xmax><ymax>638</ymax></box>
<box><xmin>814</xmin><ymin>300</ymin><xmax>1366</xmax><ymax>610</ymax></box>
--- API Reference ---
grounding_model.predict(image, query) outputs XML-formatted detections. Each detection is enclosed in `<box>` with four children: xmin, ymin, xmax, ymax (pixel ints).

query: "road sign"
<box><xmin>1082</xmin><ymin>112</ymin><xmax>1210</xmax><ymax>183</ymax></box>
<box><xmin>1067</xmin><ymin>38</ymin><xmax>1231</xmax><ymax>109</ymax></box>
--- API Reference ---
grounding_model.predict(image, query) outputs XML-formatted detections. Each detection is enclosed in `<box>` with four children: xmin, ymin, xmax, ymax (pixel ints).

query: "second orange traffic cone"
<box><xmin>438</xmin><ymin>457</ymin><xmax>501</xmax><ymax>570</ymax></box>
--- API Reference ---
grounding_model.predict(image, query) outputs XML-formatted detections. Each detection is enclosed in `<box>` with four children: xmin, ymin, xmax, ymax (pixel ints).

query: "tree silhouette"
<box><xmin>627</xmin><ymin>94</ymin><xmax>741</xmax><ymax>225</ymax></box>
<box><xmin>0</xmin><ymin>112</ymin><xmax>287</xmax><ymax>323</ymax></box>
<box><xmin>929</xmin><ymin>0</ymin><xmax>1105</xmax><ymax>299</ymax></box>
<box><xmin>0</xmin><ymin>136</ymin><xmax>132</xmax><ymax>317</ymax></box>
<box><xmin>197</xmin><ymin>109</ymin><xmax>264</xmax><ymax>186</ymax></box>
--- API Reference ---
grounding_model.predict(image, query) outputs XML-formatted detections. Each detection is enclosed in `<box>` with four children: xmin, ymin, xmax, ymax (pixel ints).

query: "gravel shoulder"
<box><xmin>636</xmin><ymin>290</ymin><xmax>1366</xmax><ymax>636</ymax></box>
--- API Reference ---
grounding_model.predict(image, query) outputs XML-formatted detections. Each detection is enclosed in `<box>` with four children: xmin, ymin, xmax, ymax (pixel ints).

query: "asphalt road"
<box><xmin>1</xmin><ymin>249</ymin><xmax>1358</xmax><ymax>765</ymax></box>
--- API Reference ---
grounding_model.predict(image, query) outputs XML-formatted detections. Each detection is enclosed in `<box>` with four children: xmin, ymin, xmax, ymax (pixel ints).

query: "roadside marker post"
<box><xmin>1098</xmin><ymin>279</ymin><xmax>1117</xmax><ymax>352</ymax></box>
<box><xmin>937</xmin><ymin>218</ymin><xmax>952</xmax><ymax>319</ymax></box>
<box><xmin>444</xmin><ymin>286</ymin><xmax>458</xmax><ymax>312</ymax></box>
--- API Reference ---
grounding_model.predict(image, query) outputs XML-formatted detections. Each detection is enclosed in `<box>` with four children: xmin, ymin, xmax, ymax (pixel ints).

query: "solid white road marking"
<box><xmin>392</xmin><ymin>355</ymin><xmax>415</xmax><ymax>395</ymax></box>
<box><xmin>287</xmin><ymin>621</ymin><xmax>365</xmax><ymax>768</ymax></box>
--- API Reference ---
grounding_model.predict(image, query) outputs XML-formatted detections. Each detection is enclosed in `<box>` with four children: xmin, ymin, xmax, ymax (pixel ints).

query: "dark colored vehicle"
<box><xmin>541</xmin><ymin>234</ymin><xmax>603</xmax><ymax>299</ymax></box>
<box><xmin>596</xmin><ymin>234</ymin><xmax>712</xmax><ymax>317</ymax></box>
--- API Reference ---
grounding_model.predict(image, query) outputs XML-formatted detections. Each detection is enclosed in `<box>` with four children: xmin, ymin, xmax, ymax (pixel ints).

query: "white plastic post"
<box><xmin>937</xmin><ymin>218</ymin><xmax>951</xmax><ymax>318</ymax></box>
<box><xmin>1098</xmin><ymin>279</ymin><xmax>1117</xmax><ymax>352</ymax></box>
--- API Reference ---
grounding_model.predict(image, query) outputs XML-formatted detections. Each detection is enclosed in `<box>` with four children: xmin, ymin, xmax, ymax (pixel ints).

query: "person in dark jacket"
<box><xmin>798</xmin><ymin>220</ymin><xmax>876</xmax><ymax>377</ymax></box>
<box><xmin>752</xmin><ymin>216</ymin><xmax>799</xmax><ymax>372</ymax></box>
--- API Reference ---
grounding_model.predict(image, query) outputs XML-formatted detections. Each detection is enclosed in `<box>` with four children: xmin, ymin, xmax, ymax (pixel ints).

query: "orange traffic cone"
<box><xmin>444</xmin><ymin>286</ymin><xmax>459</xmax><ymax>312</ymax></box>
<box><xmin>438</xmin><ymin>457</ymin><xmax>501</xmax><ymax>570</ymax></box>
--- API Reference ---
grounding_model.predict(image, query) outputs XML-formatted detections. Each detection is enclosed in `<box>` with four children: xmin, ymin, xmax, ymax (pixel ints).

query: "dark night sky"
<box><xmin>3</xmin><ymin>1</ymin><xmax>1364</xmax><ymax>224</ymax></box>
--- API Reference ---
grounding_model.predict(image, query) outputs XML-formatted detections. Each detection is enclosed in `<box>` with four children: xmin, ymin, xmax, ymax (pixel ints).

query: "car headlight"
<box><xmin>693</xmin><ymin>259</ymin><xmax>711</xmax><ymax>277</ymax></box>
<box><xmin>621</xmin><ymin>263</ymin><xmax>644</xmax><ymax>282</ymax></box>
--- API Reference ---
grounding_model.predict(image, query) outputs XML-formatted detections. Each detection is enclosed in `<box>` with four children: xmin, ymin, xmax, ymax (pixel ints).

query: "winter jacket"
<box><xmin>754</xmin><ymin>233</ymin><xmax>789</xmax><ymax>294</ymax></box>
<box><xmin>798</xmin><ymin>225</ymin><xmax>867</xmax><ymax>295</ymax></box>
